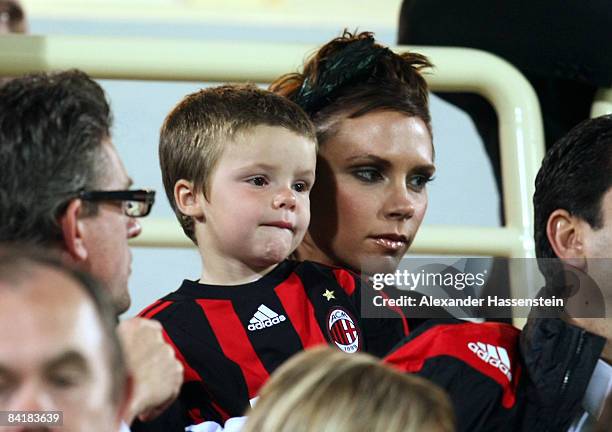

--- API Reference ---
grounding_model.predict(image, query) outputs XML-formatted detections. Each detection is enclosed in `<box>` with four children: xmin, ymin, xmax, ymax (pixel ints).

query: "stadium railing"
<box><xmin>0</xmin><ymin>35</ymin><xmax>546</xmax><ymax>321</ymax></box>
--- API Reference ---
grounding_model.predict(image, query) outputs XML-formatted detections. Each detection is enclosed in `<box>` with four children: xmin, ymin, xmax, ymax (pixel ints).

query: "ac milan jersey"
<box><xmin>138</xmin><ymin>260</ymin><xmax>365</xmax><ymax>426</ymax></box>
<box><xmin>385</xmin><ymin>319</ymin><xmax>524</xmax><ymax>431</ymax></box>
<box><xmin>136</xmin><ymin>268</ymin><xmax>602</xmax><ymax>432</ymax></box>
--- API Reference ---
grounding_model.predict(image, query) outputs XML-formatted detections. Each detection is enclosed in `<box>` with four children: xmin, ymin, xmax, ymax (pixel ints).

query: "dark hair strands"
<box><xmin>269</xmin><ymin>30</ymin><xmax>433</xmax><ymax>145</ymax></box>
<box><xmin>0</xmin><ymin>70</ymin><xmax>111</xmax><ymax>247</ymax></box>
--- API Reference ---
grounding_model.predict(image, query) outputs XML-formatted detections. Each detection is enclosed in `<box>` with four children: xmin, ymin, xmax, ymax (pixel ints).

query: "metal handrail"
<box><xmin>0</xmin><ymin>35</ymin><xmax>545</xmax><ymax>259</ymax></box>
<box><xmin>591</xmin><ymin>87</ymin><xmax>612</xmax><ymax>118</ymax></box>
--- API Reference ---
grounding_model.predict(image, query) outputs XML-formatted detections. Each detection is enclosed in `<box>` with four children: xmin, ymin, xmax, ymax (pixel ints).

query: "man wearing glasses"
<box><xmin>0</xmin><ymin>70</ymin><xmax>182</xmax><ymax>427</ymax></box>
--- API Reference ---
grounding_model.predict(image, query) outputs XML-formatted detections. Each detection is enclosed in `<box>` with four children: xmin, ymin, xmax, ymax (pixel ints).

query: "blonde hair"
<box><xmin>243</xmin><ymin>347</ymin><xmax>455</xmax><ymax>432</ymax></box>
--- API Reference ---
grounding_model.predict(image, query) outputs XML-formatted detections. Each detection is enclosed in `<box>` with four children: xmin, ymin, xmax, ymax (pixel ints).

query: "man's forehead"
<box><xmin>0</xmin><ymin>268</ymin><xmax>106</xmax><ymax>366</ymax></box>
<box><xmin>100</xmin><ymin>140</ymin><xmax>132</xmax><ymax>189</ymax></box>
<box><xmin>0</xmin><ymin>261</ymin><xmax>117</xmax><ymax>404</ymax></box>
<box><xmin>0</xmin><ymin>265</ymin><xmax>96</xmax><ymax>324</ymax></box>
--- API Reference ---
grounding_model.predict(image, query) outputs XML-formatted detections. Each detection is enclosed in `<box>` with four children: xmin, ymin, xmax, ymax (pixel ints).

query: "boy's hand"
<box><xmin>117</xmin><ymin>317</ymin><xmax>184</xmax><ymax>423</ymax></box>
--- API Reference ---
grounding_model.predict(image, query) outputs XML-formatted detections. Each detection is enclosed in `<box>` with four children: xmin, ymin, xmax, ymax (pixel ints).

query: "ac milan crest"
<box><xmin>326</xmin><ymin>307</ymin><xmax>360</xmax><ymax>353</ymax></box>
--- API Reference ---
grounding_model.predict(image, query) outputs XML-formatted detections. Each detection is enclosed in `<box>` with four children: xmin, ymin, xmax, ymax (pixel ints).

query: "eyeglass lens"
<box><xmin>124</xmin><ymin>200</ymin><xmax>151</xmax><ymax>217</ymax></box>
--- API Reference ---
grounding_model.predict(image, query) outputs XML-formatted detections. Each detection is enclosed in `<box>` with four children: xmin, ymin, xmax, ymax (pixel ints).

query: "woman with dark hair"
<box><xmin>270</xmin><ymin>31</ymin><xmax>434</xmax><ymax>277</ymax></box>
<box><xmin>269</xmin><ymin>31</ymin><xmax>592</xmax><ymax>432</ymax></box>
<box><xmin>269</xmin><ymin>30</ymin><xmax>450</xmax><ymax>358</ymax></box>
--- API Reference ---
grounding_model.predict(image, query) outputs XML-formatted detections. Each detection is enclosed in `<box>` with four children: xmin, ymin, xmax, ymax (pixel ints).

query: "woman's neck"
<box><xmin>294</xmin><ymin>232</ymin><xmax>337</xmax><ymax>267</ymax></box>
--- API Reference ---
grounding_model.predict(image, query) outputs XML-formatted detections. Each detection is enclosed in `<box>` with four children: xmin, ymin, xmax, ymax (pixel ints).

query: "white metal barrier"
<box><xmin>591</xmin><ymin>87</ymin><xmax>612</xmax><ymax>118</ymax></box>
<box><xmin>0</xmin><ymin>35</ymin><xmax>545</xmax><ymax>260</ymax></box>
<box><xmin>0</xmin><ymin>35</ymin><xmax>547</xmax><ymax>324</ymax></box>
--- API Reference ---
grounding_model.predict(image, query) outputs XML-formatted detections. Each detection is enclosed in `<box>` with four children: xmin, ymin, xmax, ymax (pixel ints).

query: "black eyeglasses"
<box><xmin>78</xmin><ymin>189</ymin><xmax>156</xmax><ymax>218</ymax></box>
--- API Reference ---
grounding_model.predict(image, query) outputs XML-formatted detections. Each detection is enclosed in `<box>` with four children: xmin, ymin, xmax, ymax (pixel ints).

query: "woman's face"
<box><xmin>301</xmin><ymin>110</ymin><xmax>434</xmax><ymax>274</ymax></box>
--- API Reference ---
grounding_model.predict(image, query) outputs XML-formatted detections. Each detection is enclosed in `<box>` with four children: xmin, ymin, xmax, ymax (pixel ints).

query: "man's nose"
<box><xmin>9</xmin><ymin>381</ymin><xmax>54</xmax><ymax>412</ymax></box>
<box><xmin>127</xmin><ymin>218</ymin><xmax>142</xmax><ymax>238</ymax></box>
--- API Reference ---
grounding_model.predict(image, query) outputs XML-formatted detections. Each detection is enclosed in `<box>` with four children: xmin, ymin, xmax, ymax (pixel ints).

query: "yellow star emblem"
<box><xmin>323</xmin><ymin>289</ymin><xmax>335</xmax><ymax>301</ymax></box>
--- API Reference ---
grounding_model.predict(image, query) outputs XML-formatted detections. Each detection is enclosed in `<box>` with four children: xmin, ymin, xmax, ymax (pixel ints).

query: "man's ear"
<box><xmin>58</xmin><ymin>199</ymin><xmax>88</xmax><ymax>262</ymax></box>
<box><xmin>547</xmin><ymin>209</ymin><xmax>587</xmax><ymax>269</ymax></box>
<box><xmin>174</xmin><ymin>180</ymin><xmax>204</xmax><ymax>219</ymax></box>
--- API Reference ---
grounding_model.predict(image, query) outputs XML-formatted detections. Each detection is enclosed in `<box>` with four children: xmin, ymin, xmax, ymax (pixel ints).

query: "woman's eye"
<box><xmin>292</xmin><ymin>182</ymin><xmax>309</xmax><ymax>193</ymax></box>
<box><xmin>247</xmin><ymin>176</ymin><xmax>268</xmax><ymax>187</ymax></box>
<box><xmin>353</xmin><ymin>168</ymin><xmax>384</xmax><ymax>183</ymax></box>
<box><xmin>407</xmin><ymin>175</ymin><xmax>433</xmax><ymax>191</ymax></box>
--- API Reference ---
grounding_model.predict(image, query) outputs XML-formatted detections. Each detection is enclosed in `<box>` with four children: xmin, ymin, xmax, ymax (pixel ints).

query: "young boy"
<box><xmin>138</xmin><ymin>85</ymin><xmax>364</xmax><ymax>428</ymax></box>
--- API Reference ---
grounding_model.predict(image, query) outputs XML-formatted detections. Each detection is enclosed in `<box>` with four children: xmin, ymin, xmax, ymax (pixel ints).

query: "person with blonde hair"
<box><xmin>243</xmin><ymin>347</ymin><xmax>455</xmax><ymax>432</ymax></box>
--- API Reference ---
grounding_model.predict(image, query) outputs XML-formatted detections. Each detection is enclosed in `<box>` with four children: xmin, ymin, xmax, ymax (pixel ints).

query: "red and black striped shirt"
<box><xmin>138</xmin><ymin>260</ymin><xmax>368</xmax><ymax>426</ymax></box>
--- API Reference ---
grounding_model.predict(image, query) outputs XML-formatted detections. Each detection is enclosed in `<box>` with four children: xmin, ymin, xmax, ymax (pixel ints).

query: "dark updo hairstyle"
<box><xmin>269</xmin><ymin>30</ymin><xmax>433</xmax><ymax>146</ymax></box>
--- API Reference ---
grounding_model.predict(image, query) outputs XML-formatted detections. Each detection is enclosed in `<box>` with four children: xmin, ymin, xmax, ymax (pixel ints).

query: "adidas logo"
<box><xmin>467</xmin><ymin>341</ymin><xmax>513</xmax><ymax>382</ymax></box>
<box><xmin>248</xmin><ymin>304</ymin><xmax>286</xmax><ymax>331</ymax></box>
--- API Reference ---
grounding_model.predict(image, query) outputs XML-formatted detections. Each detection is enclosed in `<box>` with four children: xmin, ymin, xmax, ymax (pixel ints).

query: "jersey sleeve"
<box><xmin>385</xmin><ymin>320</ymin><xmax>524</xmax><ymax>432</ymax></box>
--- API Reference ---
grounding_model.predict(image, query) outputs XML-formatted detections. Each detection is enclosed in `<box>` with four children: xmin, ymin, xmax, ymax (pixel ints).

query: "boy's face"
<box><xmin>199</xmin><ymin>125</ymin><xmax>316</xmax><ymax>270</ymax></box>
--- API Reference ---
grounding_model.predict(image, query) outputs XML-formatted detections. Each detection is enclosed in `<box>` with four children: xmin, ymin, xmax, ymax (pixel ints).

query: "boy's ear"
<box><xmin>174</xmin><ymin>180</ymin><xmax>204</xmax><ymax>219</ymax></box>
<box><xmin>546</xmin><ymin>209</ymin><xmax>587</xmax><ymax>269</ymax></box>
<box><xmin>59</xmin><ymin>199</ymin><xmax>89</xmax><ymax>263</ymax></box>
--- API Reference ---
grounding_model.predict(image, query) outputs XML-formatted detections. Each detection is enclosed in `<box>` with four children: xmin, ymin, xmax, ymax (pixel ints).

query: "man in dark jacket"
<box><xmin>521</xmin><ymin>114</ymin><xmax>612</xmax><ymax>431</ymax></box>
